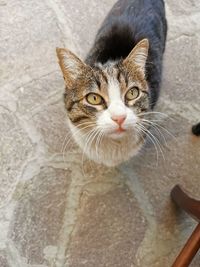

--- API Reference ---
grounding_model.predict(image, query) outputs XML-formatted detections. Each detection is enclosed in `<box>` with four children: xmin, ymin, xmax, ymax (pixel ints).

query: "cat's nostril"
<box><xmin>111</xmin><ymin>115</ymin><xmax>126</xmax><ymax>126</ymax></box>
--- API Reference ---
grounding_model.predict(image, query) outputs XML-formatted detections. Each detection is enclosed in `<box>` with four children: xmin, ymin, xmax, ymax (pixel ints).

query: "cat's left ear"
<box><xmin>56</xmin><ymin>48</ymin><xmax>88</xmax><ymax>88</ymax></box>
<box><xmin>123</xmin><ymin>39</ymin><xmax>149</xmax><ymax>71</ymax></box>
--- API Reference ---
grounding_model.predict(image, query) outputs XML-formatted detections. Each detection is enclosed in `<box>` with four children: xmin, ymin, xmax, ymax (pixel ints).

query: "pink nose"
<box><xmin>111</xmin><ymin>115</ymin><xmax>126</xmax><ymax>126</ymax></box>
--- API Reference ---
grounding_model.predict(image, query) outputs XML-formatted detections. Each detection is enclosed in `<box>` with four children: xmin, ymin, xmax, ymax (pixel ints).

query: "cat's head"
<box><xmin>56</xmin><ymin>39</ymin><xmax>150</xmax><ymax>166</ymax></box>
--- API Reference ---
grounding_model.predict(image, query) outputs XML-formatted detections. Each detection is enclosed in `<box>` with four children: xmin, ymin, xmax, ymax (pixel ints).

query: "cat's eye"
<box><xmin>125</xmin><ymin>87</ymin><xmax>140</xmax><ymax>101</ymax></box>
<box><xmin>86</xmin><ymin>93</ymin><xmax>104</xmax><ymax>105</ymax></box>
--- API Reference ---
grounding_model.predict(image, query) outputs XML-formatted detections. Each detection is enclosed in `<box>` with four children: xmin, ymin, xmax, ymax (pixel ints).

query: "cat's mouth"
<box><xmin>115</xmin><ymin>127</ymin><xmax>126</xmax><ymax>133</ymax></box>
<box><xmin>108</xmin><ymin>127</ymin><xmax>127</xmax><ymax>139</ymax></box>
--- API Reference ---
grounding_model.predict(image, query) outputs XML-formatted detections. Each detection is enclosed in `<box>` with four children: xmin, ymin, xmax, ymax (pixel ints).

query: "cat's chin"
<box><xmin>90</xmin><ymin>142</ymin><xmax>143</xmax><ymax>167</ymax></box>
<box><xmin>84</xmin><ymin>135</ymin><xmax>143</xmax><ymax>167</ymax></box>
<box><xmin>107</xmin><ymin>131</ymin><xmax>127</xmax><ymax>140</ymax></box>
<box><xmin>68</xmin><ymin>121</ymin><xmax>143</xmax><ymax>166</ymax></box>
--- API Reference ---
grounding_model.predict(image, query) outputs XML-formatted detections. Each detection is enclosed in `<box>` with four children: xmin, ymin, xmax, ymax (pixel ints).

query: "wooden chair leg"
<box><xmin>171</xmin><ymin>185</ymin><xmax>200</xmax><ymax>222</ymax></box>
<box><xmin>171</xmin><ymin>185</ymin><xmax>200</xmax><ymax>267</ymax></box>
<box><xmin>172</xmin><ymin>223</ymin><xmax>200</xmax><ymax>267</ymax></box>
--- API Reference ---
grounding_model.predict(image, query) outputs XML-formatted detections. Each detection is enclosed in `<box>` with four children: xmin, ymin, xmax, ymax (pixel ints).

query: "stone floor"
<box><xmin>0</xmin><ymin>0</ymin><xmax>200</xmax><ymax>266</ymax></box>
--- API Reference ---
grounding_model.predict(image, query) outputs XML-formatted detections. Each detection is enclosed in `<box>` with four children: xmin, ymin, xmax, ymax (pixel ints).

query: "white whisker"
<box><xmin>141</xmin><ymin>118</ymin><xmax>177</xmax><ymax>142</ymax></box>
<box><xmin>136</xmin><ymin>123</ymin><xmax>159</xmax><ymax>165</ymax></box>
<box><xmin>139</xmin><ymin>123</ymin><xmax>166</xmax><ymax>163</ymax></box>
<box><xmin>81</xmin><ymin>128</ymin><xmax>99</xmax><ymax>176</ymax></box>
<box><xmin>62</xmin><ymin>122</ymin><xmax>96</xmax><ymax>165</ymax></box>
<box><xmin>141</xmin><ymin>120</ymin><xmax>168</xmax><ymax>147</ymax></box>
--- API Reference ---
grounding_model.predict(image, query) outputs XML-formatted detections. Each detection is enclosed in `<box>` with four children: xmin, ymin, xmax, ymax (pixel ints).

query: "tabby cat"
<box><xmin>56</xmin><ymin>0</ymin><xmax>167</xmax><ymax>166</ymax></box>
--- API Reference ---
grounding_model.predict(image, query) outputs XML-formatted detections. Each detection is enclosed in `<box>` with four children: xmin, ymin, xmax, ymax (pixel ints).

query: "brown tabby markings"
<box><xmin>63</xmin><ymin>62</ymin><xmax>149</xmax><ymax>125</ymax></box>
<box><xmin>57</xmin><ymin>40</ymin><xmax>150</xmax><ymax>127</ymax></box>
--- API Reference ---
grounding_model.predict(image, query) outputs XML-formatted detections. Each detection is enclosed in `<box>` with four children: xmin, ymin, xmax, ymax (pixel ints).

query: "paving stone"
<box><xmin>0</xmin><ymin>0</ymin><xmax>200</xmax><ymax>266</ymax></box>
<box><xmin>9</xmin><ymin>167</ymin><xmax>71</xmax><ymax>265</ymax></box>
<box><xmin>57</xmin><ymin>0</ymin><xmax>116</xmax><ymax>58</ymax></box>
<box><xmin>191</xmin><ymin>255</ymin><xmax>200</xmax><ymax>267</ymax></box>
<box><xmin>66</xmin><ymin>186</ymin><xmax>146</xmax><ymax>267</ymax></box>
<box><xmin>0</xmin><ymin>0</ymin><xmax>66</xmax><ymax>90</ymax></box>
<box><xmin>0</xmin><ymin>106</ymin><xmax>34</xmax><ymax>208</ymax></box>
<box><xmin>166</xmin><ymin>0</ymin><xmax>200</xmax><ymax>16</ymax></box>
<box><xmin>163</xmin><ymin>36</ymin><xmax>200</xmax><ymax>104</ymax></box>
<box><xmin>31</xmin><ymin>101</ymin><xmax>69</xmax><ymax>154</ymax></box>
<box><xmin>14</xmin><ymin>71</ymin><xmax>64</xmax><ymax>116</ymax></box>
<box><xmin>12</xmin><ymin>71</ymin><xmax>69</xmax><ymax>154</ymax></box>
<box><xmin>0</xmin><ymin>251</ymin><xmax>8</xmax><ymax>267</ymax></box>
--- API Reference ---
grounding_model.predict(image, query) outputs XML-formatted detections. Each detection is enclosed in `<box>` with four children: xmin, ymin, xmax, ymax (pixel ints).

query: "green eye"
<box><xmin>86</xmin><ymin>93</ymin><xmax>104</xmax><ymax>105</ymax></box>
<box><xmin>125</xmin><ymin>87</ymin><xmax>140</xmax><ymax>101</ymax></box>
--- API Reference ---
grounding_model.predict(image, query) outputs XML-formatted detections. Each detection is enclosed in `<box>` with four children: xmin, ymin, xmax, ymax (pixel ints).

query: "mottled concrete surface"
<box><xmin>0</xmin><ymin>0</ymin><xmax>200</xmax><ymax>266</ymax></box>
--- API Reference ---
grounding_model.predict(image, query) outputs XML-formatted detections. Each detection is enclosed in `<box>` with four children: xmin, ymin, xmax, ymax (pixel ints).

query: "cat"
<box><xmin>56</xmin><ymin>0</ymin><xmax>167</xmax><ymax>166</ymax></box>
<box><xmin>192</xmin><ymin>123</ymin><xmax>200</xmax><ymax>136</ymax></box>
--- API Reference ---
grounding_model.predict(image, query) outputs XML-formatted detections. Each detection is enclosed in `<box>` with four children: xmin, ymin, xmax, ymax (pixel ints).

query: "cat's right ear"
<box><xmin>56</xmin><ymin>48</ymin><xmax>88</xmax><ymax>88</ymax></box>
<box><xmin>123</xmin><ymin>39</ymin><xmax>149</xmax><ymax>71</ymax></box>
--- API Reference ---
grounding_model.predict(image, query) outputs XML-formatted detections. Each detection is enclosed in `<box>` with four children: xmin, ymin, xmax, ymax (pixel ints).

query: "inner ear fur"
<box><xmin>123</xmin><ymin>39</ymin><xmax>149</xmax><ymax>71</ymax></box>
<box><xmin>56</xmin><ymin>47</ymin><xmax>88</xmax><ymax>88</ymax></box>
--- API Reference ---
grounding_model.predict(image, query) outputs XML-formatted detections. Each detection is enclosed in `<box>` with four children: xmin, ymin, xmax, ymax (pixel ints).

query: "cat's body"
<box><xmin>56</xmin><ymin>0</ymin><xmax>167</xmax><ymax>166</ymax></box>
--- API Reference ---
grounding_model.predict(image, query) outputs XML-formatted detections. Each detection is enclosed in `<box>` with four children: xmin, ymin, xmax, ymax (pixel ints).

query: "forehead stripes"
<box><xmin>98</xmin><ymin>66</ymin><xmax>127</xmax><ymax>117</ymax></box>
<box><xmin>65</xmin><ymin>63</ymin><xmax>149</xmax><ymax>124</ymax></box>
<box><xmin>94</xmin><ymin>65</ymin><xmax>123</xmax><ymax>101</ymax></box>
